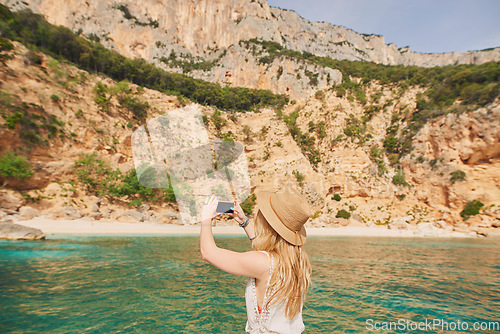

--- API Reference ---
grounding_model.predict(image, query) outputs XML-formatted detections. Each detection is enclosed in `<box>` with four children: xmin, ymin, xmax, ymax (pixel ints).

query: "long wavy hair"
<box><xmin>251</xmin><ymin>209</ymin><xmax>312</xmax><ymax>320</ymax></box>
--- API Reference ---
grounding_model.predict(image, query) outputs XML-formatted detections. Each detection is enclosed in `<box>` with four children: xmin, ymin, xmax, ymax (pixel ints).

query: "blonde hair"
<box><xmin>252</xmin><ymin>209</ymin><xmax>312</xmax><ymax>320</ymax></box>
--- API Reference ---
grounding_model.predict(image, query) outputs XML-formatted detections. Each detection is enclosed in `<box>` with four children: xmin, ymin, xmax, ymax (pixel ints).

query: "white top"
<box><xmin>245</xmin><ymin>251</ymin><xmax>305</xmax><ymax>334</ymax></box>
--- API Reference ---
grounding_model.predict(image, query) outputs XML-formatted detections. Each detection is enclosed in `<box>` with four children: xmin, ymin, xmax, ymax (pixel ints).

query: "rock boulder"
<box><xmin>19</xmin><ymin>206</ymin><xmax>39</xmax><ymax>219</ymax></box>
<box><xmin>0</xmin><ymin>189</ymin><xmax>23</xmax><ymax>210</ymax></box>
<box><xmin>0</xmin><ymin>223</ymin><xmax>45</xmax><ymax>240</ymax></box>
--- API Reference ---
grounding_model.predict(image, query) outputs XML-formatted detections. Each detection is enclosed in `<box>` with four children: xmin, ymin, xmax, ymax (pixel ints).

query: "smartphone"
<box><xmin>216</xmin><ymin>201</ymin><xmax>234</xmax><ymax>214</ymax></box>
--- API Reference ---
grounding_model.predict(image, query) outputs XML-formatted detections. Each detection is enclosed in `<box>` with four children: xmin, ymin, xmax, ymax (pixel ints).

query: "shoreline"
<box><xmin>12</xmin><ymin>217</ymin><xmax>493</xmax><ymax>238</ymax></box>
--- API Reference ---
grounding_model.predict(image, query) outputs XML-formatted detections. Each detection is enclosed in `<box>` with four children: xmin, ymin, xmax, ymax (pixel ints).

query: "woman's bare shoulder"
<box><xmin>245</xmin><ymin>251</ymin><xmax>271</xmax><ymax>278</ymax></box>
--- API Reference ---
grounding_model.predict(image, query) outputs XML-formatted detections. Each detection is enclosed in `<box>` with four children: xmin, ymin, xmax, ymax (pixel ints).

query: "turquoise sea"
<box><xmin>0</xmin><ymin>235</ymin><xmax>499</xmax><ymax>333</ymax></box>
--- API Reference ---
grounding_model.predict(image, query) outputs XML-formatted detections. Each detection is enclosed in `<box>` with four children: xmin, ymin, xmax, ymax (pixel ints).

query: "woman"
<box><xmin>200</xmin><ymin>186</ymin><xmax>312</xmax><ymax>333</ymax></box>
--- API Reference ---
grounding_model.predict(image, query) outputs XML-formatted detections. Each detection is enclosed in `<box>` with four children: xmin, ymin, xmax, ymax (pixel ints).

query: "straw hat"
<box><xmin>256</xmin><ymin>186</ymin><xmax>312</xmax><ymax>246</ymax></box>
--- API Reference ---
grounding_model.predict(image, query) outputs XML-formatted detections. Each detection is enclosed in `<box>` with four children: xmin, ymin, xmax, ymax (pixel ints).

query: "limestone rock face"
<box><xmin>189</xmin><ymin>43</ymin><xmax>342</xmax><ymax>100</ymax></box>
<box><xmin>404</xmin><ymin>104</ymin><xmax>500</xmax><ymax>210</ymax></box>
<box><xmin>0</xmin><ymin>30</ymin><xmax>497</xmax><ymax>236</ymax></box>
<box><xmin>7</xmin><ymin>0</ymin><xmax>499</xmax><ymax>66</ymax></box>
<box><xmin>0</xmin><ymin>222</ymin><xmax>45</xmax><ymax>240</ymax></box>
<box><xmin>0</xmin><ymin>189</ymin><xmax>23</xmax><ymax>210</ymax></box>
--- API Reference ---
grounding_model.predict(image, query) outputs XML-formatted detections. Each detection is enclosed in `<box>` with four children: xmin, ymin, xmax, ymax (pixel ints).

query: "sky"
<box><xmin>266</xmin><ymin>0</ymin><xmax>500</xmax><ymax>54</ymax></box>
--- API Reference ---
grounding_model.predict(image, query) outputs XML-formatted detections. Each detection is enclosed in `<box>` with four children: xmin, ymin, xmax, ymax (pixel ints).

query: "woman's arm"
<box><xmin>229</xmin><ymin>199</ymin><xmax>256</xmax><ymax>241</ymax></box>
<box><xmin>243</xmin><ymin>220</ymin><xmax>256</xmax><ymax>241</ymax></box>
<box><xmin>200</xmin><ymin>195</ymin><xmax>267</xmax><ymax>278</ymax></box>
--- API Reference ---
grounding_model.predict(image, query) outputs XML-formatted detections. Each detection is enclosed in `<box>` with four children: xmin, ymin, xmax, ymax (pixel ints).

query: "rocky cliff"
<box><xmin>3</xmin><ymin>0</ymin><xmax>499</xmax><ymax>99</ymax></box>
<box><xmin>1</xmin><ymin>41</ymin><xmax>499</xmax><ymax>236</ymax></box>
<box><xmin>5</xmin><ymin>0</ymin><xmax>498</xmax><ymax>66</ymax></box>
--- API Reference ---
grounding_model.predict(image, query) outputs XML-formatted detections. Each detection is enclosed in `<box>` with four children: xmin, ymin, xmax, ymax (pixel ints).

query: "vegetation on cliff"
<box><xmin>242</xmin><ymin>39</ymin><xmax>499</xmax><ymax>163</ymax></box>
<box><xmin>0</xmin><ymin>4</ymin><xmax>498</xmax><ymax>227</ymax></box>
<box><xmin>279</xmin><ymin>106</ymin><xmax>321</xmax><ymax>167</ymax></box>
<box><xmin>159</xmin><ymin>50</ymin><xmax>227</xmax><ymax>74</ymax></box>
<box><xmin>0</xmin><ymin>44</ymin><xmax>180</xmax><ymax>208</ymax></box>
<box><xmin>74</xmin><ymin>153</ymin><xmax>176</xmax><ymax>208</ymax></box>
<box><xmin>0</xmin><ymin>151</ymin><xmax>33</xmax><ymax>187</ymax></box>
<box><xmin>0</xmin><ymin>91</ymin><xmax>66</xmax><ymax>145</ymax></box>
<box><xmin>0</xmin><ymin>5</ymin><xmax>288</xmax><ymax>112</ymax></box>
<box><xmin>243</xmin><ymin>39</ymin><xmax>499</xmax><ymax>110</ymax></box>
<box><xmin>460</xmin><ymin>200</ymin><xmax>484</xmax><ymax>220</ymax></box>
<box><xmin>92</xmin><ymin>80</ymin><xmax>150</xmax><ymax>121</ymax></box>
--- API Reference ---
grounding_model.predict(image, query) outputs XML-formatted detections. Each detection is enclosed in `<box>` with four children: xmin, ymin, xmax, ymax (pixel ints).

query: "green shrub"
<box><xmin>343</xmin><ymin>125</ymin><xmax>356</xmax><ymax>137</ymax></box>
<box><xmin>242</xmin><ymin>125</ymin><xmax>253</xmax><ymax>142</ymax></box>
<box><xmin>87</xmin><ymin>33</ymin><xmax>100</xmax><ymax>43</ymax></box>
<box><xmin>392</xmin><ymin>170</ymin><xmax>409</xmax><ymax>186</ymax></box>
<box><xmin>450</xmin><ymin>170</ymin><xmax>466</xmax><ymax>183</ymax></box>
<box><xmin>376</xmin><ymin>159</ymin><xmax>387</xmax><ymax>175</ymax></box>
<box><xmin>128</xmin><ymin>198</ymin><xmax>143</xmax><ymax>207</ymax></box>
<box><xmin>370</xmin><ymin>146</ymin><xmax>380</xmax><ymax>159</ymax></box>
<box><xmin>308</xmin><ymin>121</ymin><xmax>315</xmax><ymax>133</ymax></box>
<box><xmin>336</xmin><ymin>209</ymin><xmax>351</xmax><ymax>219</ymax></box>
<box><xmin>26</xmin><ymin>50</ymin><xmax>42</xmax><ymax>65</ymax></box>
<box><xmin>342</xmin><ymin>115</ymin><xmax>367</xmax><ymax>141</ymax></box>
<box><xmin>0</xmin><ymin>36</ymin><xmax>13</xmax><ymax>52</ymax></box>
<box><xmin>332</xmin><ymin>194</ymin><xmax>341</xmax><ymax>201</ymax></box>
<box><xmin>74</xmin><ymin>153</ymin><xmax>107</xmax><ymax>192</ymax></box>
<box><xmin>331</xmin><ymin>134</ymin><xmax>343</xmax><ymax>145</ymax></box>
<box><xmin>112</xmin><ymin>80</ymin><xmax>131</xmax><ymax>96</ymax></box>
<box><xmin>388</xmin><ymin>153</ymin><xmax>399</xmax><ymax>166</ymax></box>
<box><xmin>292</xmin><ymin>170</ymin><xmax>304</xmax><ymax>183</ymax></box>
<box><xmin>240</xmin><ymin>193</ymin><xmax>256</xmax><ymax>216</ymax></box>
<box><xmin>277</xmin><ymin>66</ymin><xmax>283</xmax><ymax>79</ymax></box>
<box><xmin>383</xmin><ymin>135</ymin><xmax>399</xmax><ymax>153</ymax></box>
<box><xmin>111</xmin><ymin>168</ymin><xmax>154</xmax><ymax>198</ymax></box>
<box><xmin>164</xmin><ymin>184</ymin><xmax>176</xmax><ymax>202</ymax></box>
<box><xmin>0</xmin><ymin>36</ymin><xmax>13</xmax><ymax>64</ymax></box>
<box><xmin>335</xmin><ymin>85</ymin><xmax>346</xmax><ymax>97</ymax></box>
<box><xmin>0</xmin><ymin>151</ymin><xmax>33</xmax><ymax>186</ymax></box>
<box><xmin>430</xmin><ymin>158</ymin><xmax>439</xmax><ymax>169</ymax></box>
<box><xmin>93</xmin><ymin>82</ymin><xmax>111</xmax><ymax>112</ymax></box>
<box><xmin>316</xmin><ymin>121</ymin><xmax>326</xmax><ymax>139</ymax></box>
<box><xmin>314</xmin><ymin>90</ymin><xmax>325</xmax><ymax>100</ymax></box>
<box><xmin>354</xmin><ymin>89</ymin><xmax>367</xmax><ymax>104</ymax></box>
<box><xmin>259</xmin><ymin>55</ymin><xmax>273</xmax><ymax>64</ymax></box>
<box><xmin>50</xmin><ymin>94</ymin><xmax>60</xmax><ymax>103</ymax></box>
<box><xmin>460</xmin><ymin>200</ymin><xmax>483</xmax><ymax>220</ymax></box>
<box><xmin>4</xmin><ymin>111</ymin><xmax>22</xmax><ymax>129</ymax></box>
<box><xmin>211</xmin><ymin>109</ymin><xmax>227</xmax><ymax>131</ymax></box>
<box><xmin>311</xmin><ymin>210</ymin><xmax>322</xmax><ymax>219</ymax></box>
<box><xmin>260</xmin><ymin>125</ymin><xmax>269</xmax><ymax>138</ymax></box>
<box><xmin>262</xmin><ymin>148</ymin><xmax>270</xmax><ymax>161</ymax></box>
<box><xmin>364</xmin><ymin>105</ymin><xmax>381</xmax><ymax>120</ymax></box>
<box><xmin>118</xmin><ymin>95</ymin><xmax>149</xmax><ymax>121</ymax></box>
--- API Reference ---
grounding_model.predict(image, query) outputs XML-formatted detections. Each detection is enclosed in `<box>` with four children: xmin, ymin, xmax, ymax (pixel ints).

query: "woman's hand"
<box><xmin>201</xmin><ymin>194</ymin><xmax>218</xmax><ymax>225</ymax></box>
<box><xmin>229</xmin><ymin>199</ymin><xmax>246</xmax><ymax>225</ymax></box>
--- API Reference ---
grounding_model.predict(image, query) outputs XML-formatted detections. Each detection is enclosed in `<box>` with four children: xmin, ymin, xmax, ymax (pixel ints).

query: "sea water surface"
<box><xmin>0</xmin><ymin>235</ymin><xmax>499</xmax><ymax>333</ymax></box>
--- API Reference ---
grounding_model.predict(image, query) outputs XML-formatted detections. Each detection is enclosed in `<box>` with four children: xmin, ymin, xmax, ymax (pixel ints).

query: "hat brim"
<box><xmin>257</xmin><ymin>191</ymin><xmax>307</xmax><ymax>246</ymax></box>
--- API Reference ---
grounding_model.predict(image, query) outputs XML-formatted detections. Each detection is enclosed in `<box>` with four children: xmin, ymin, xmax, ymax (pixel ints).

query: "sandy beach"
<box><xmin>13</xmin><ymin>217</ymin><xmax>483</xmax><ymax>238</ymax></box>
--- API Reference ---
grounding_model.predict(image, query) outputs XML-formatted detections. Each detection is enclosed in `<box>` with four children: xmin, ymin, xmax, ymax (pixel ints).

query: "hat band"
<box><xmin>269</xmin><ymin>198</ymin><xmax>304</xmax><ymax>246</ymax></box>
